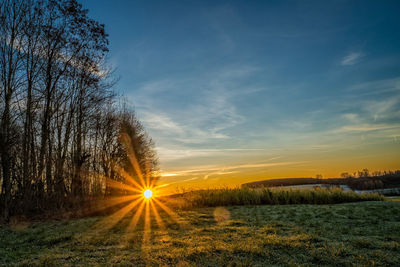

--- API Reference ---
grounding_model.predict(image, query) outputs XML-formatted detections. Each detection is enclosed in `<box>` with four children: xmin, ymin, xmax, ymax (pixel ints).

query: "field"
<box><xmin>165</xmin><ymin>188</ymin><xmax>384</xmax><ymax>208</ymax></box>
<box><xmin>1</xmin><ymin>199</ymin><xmax>400</xmax><ymax>266</ymax></box>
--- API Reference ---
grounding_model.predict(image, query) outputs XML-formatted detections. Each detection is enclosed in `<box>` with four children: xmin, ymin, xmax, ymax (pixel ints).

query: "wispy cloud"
<box><xmin>141</xmin><ymin>112</ymin><xmax>184</xmax><ymax>134</ymax></box>
<box><xmin>341</xmin><ymin>52</ymin><xmax>364</xmax><ymax>66</ymax></box>
<box><xmin>347</xmin><ymin>77</ymin><xmax>400</xmax><ymax>94</ymax></box>
<box><xmin>158</xmin><ymin>160</ymin><xmax>305</xmax><ymax>188</ymax></box>
<box><xmin>156</xmin><ymin>147</ymin><xmax>264</xmax><ymax>162</ymax></box>
<box><xmin>365</xmin><ymin>96</ymin><xmax>400</xmax><ymax>122</ymax></box>
<box><xmin>129</xmin><ymin>65</ymin><xmax>259</xmax><ymax>154</ymax></box>
<box><xmin>161</xmin><ymin>160</ymin><xmax>303</xmax><ymax>177</ymax></box>
<box><xmin>335</xmin><ymin>124</ymin><xmax>400</xmax><ymax>133</ymax></box>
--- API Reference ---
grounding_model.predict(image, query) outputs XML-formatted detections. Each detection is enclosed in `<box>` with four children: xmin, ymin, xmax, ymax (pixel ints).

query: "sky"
<box><xmin>81</xmin><ymin>0</ymin><xmax>400</xmax><ymax>193</ymax></box>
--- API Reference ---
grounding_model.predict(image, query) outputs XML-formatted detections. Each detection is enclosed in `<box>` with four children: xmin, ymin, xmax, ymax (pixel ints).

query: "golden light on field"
<box><xmin>143</xmin><ymin>189</ymin><xmax>153</xmax><ymax>199</ymax></box>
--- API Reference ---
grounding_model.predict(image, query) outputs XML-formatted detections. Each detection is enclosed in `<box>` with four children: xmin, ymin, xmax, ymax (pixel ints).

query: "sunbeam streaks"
<box><xmin>126</xmin><ymin>200</ymin><xmax>146</xmax><ymax>234</ymax></box>
<box><xmin>145</xmin><ymin>160</ymin><xmax>151</xmax><ymax>191</ymax></box>
<box><xmin>150</xmin><ymin>201</ymin><xmax>166</xmax><ymax>230</ymax></box>
<box><xmin>120</xmin><ymin>133</ymin><xmax>147</xmax><ymax>188</ymax></box>
<box><xmin>93</xmin><ymin>197</ymin><xmax>142</xmax><ymax>233</ymax></box>
<box><xmin>81</xmin><ymin>133</ymin><xmax>186</xmax><ymax>257</ymax></box>
<box><xmin>142</xmin><ymin>201</ymin><xmax>151</xmax><ymax>246</ymax></box>
<box><xmin>115</xmin><ymin>165</ymin><xmax>145</xmax><ymax>191</ymax></box>
<box><xmin>90</xmin><ymin>195</ymin><xmax>138</xmax><ymax>213</ymax></box>
<box><xmin>105</xmin><ymin>177</ymin><xmax>143</xmax><ymax>194</ymax></box>
<box><xmin>153</xmin><ymin>198</ymin><xmax>187</xmax><ymax>226</ymax></box>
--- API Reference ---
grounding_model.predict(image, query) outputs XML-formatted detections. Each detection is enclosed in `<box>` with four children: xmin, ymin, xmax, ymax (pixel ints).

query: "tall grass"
<box><xmin>164</xmin><ymin>188</ymin><xmax>384</xmax><ymax>209</ymax></box>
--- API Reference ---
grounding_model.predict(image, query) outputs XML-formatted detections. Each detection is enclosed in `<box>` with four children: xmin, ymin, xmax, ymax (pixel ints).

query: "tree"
<box><xmin>357</xmin><ymin>169</ymin><xmax>369</xmax><ymax>178</ymax></box>
<box><xmin>0</xmin><ymin>0</ymin><xmax>158</xmax><ymax>220</ymax></box>
<box><xmin>118</xmin><ymin>108</ymin><xmax>159</xmax><ymax>191</ymax></box>
<box><xmin>0</xmin><ymin>0</ymin><xmax>27</xmax><ymax>220</ymax></box>
<box><xmin>340</xmin><ymin>172</ymin><xmax>350</xmax><ymax>178</ymax></box>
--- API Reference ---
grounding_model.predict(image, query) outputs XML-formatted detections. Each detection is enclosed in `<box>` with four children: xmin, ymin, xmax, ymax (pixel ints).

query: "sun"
<box><xmin>143</xmin><ymin>189</ymin><xmax>153</xmax><ymax>199</ymax></box>
<box><xmin>89</xmin><ymin>133</ymin><xmax>187</xmax><ymax>253</ymax></box>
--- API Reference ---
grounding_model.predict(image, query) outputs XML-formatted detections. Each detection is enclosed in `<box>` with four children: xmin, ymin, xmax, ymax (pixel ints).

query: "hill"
<box><xmin>242</xmin><ymin>171</ymin><xmax>400</xmax><ymax>191</ymax></box>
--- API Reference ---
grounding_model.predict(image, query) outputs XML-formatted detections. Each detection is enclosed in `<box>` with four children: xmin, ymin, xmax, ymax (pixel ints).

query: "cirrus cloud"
<box><xmin>341</xmin><ymin>52</ymin><xmax>364</xmax><ymax>66</ymax></box>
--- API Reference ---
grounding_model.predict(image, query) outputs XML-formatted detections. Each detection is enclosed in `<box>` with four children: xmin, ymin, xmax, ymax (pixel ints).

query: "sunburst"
<box><xmin>143</xmin><ymin>189</ymin><xmax>153</xmax><ymax>199</ymax></box>
<box><xmin>87</xmin><ymin>133</ymin><xmax>187</xmax><ymax>249</ymax></box>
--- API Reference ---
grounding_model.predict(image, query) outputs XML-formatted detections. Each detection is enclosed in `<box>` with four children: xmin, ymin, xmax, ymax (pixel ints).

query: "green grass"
<box><xmin>164</xmin><ymin>188</ymin><xmax>384</xmax><ymax>209</ymax></box>
<box><xmin>1</xmin><ymin>200</ymin><xmax>399</xmax><ymax>266</ymax></box>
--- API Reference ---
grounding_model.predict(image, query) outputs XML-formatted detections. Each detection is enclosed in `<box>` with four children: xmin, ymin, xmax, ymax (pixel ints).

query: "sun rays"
<box><xmin>88</xmin><ymin>134</ymin><xmax>187</xmax><ymax>249</ymax></box>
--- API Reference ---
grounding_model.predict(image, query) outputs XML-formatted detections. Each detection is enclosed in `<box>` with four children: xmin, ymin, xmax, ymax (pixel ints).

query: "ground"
<box><xmin>1</xmin><ymin>200</ymin><xmax>400</xmax><ymax>266</ymax></box>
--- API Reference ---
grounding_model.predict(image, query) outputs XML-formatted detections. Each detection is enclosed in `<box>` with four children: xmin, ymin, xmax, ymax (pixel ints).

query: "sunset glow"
<box><xmin>2</xmin><ymin>0</ymin><xmax>400</xmax><ymax>265</ymax></box>
<box><xmin>73</xmin><ymin>0</ymin><xmax>400</xmax><ymax>194</ymax></box>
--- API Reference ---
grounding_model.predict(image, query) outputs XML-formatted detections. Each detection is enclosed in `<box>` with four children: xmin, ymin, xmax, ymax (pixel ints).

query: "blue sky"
<box><xmin>81</xmin><ymin>0</ymin><xmax>400</xmax><ymax>191</ymax></box>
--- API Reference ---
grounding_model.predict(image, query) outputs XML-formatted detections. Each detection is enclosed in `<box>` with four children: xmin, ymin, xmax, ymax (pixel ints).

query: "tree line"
<box><xmin>0</xmin><ymin>0</ymin><xmax>158</xmax><ymax>221</ymax></box>
<box><xmin>243</xmin><ymin>169</ymin><xmax>400</xmax><ymax>191</ymax></box>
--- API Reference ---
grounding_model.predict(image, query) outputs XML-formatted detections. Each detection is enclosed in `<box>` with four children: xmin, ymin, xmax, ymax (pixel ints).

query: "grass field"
<box><xmin>164</xmin><ymin>188</ymin><xmax>384</xmax><ymax>209</ymax></box>
<box><xmin>1</xmin><ymin>199</ymin><xmax>399</xmax><ymax>266</ymax></box>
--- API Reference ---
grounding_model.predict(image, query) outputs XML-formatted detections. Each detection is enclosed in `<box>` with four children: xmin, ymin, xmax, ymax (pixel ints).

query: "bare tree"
<box><xmin>0</xmin><ymin>0</ymin><xmax>27</xmax><ymax>220</ymax></box>
<box><xmin>0</xmin><ymin>0</ymin><xmax>158</xmax><ymax>220</ymax></box>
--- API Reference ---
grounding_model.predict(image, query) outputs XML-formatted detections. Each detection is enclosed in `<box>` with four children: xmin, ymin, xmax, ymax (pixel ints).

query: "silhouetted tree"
<box><xmin>0</xmin><ymin>0</ymin><xmax>158</xmax><ymax>221</ymax></box>
<box><xmin>340</xmin><ymin>172</ymin><xmax>351</xmax><ymax>178</ymax></box>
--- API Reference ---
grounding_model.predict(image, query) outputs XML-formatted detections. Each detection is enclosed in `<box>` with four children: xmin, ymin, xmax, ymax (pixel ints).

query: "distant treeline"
<box><xmin>242</xmin><ymin>170</ymin><xmax>400</xmax><ymax>191</ymax></box>
<box><xmin>0</xmin><ymin>0</ymin><xmax>157</xmax><ymax>221</ymax></box>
